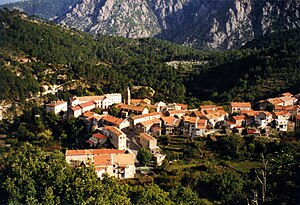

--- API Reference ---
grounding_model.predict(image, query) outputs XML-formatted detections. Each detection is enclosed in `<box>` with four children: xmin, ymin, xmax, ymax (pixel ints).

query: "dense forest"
<box><xmin>0</xmin><ymin>9</ymin><xmax>299</xmax><ymax>106</ymax></box>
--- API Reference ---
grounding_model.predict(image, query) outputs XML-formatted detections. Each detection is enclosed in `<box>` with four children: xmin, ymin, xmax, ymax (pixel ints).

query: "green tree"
<box><xmin>137</xmin><ymin>147</ymin><xmax>151</xmax><ymax>166</ymax></box>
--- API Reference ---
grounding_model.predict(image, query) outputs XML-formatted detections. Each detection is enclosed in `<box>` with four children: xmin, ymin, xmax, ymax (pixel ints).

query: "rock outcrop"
<box><xmin>3</xmin><ymin>0</ymin><xmax>300</xmax><ymax>49</ymax></box>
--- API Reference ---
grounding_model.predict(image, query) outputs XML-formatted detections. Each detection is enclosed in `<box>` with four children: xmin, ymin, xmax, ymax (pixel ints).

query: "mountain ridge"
<box><xmin>2</xmin><ymin>0</ymin><xmax>300</xmax><ymax>49</ymax></box>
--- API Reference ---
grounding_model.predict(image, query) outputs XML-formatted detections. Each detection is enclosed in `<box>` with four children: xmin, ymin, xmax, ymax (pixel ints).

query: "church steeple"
<box><xmin>127</xmin><ymin>87</ymin><xmax>131</xmax><ymax>105</ymax></box>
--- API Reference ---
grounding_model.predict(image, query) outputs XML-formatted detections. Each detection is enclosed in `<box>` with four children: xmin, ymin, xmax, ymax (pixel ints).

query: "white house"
<box><xmin>138</xmin><ymin>133</ymin><xmax>158</xmax><ymax>153</ymax></box>
<box><xmin>65</xmin><ymin>149</ymin><xmax>135</xmax><ymax>179</ymax></box>
<box><xmin>46</xmin><ymin>101</ymin><xmax>68</xmax><ymax>115</ymax></box>
<box><xmin>103</xmin><ymin>126</ymin><xmax>127</xmax><ymax>150</ymax></box>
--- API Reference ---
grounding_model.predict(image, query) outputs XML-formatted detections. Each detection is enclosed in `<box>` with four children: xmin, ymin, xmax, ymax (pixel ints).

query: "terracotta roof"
<box><xmin>140</xmin><ymin>118</ymin><xmax>161</xmax><ymax>127</ymax></box>
<box><xmin>102</xmin><ymin>115</ymin><xmax>125</xmax><ymax>125</ymax></box>
<box><xmin>161</xmin><ymin>116</ymin><xmax>176</xmax><ymax>125</ymax></box>
<box><xmin>66</xmin><ymin>149</ymin><xmax>124</xmax><ymax>156</ymax></box>
<box><xmin>233</xmin><ymin>115</ymin><xmax>246</xmax><ymax>121</ymax></box>
<box><xmin>148</xmin><ymin>105</ymin><xmax>158</xmax><ymax>110</ymax></box>
<box><xmin>72</xmin><ymin>96</ymin><xmax>105</xmax><ymax>102</ymax></box>
<box><xmin>139</xmin><ymin>133</ymin><xmax>156</xmax><ymax>141</ymax></box>
<box><xmin>167</xmin><ymin>110</ymin><xmax>186</xmax><ymax>115</ymax></box>
<box><xmin>183</xmin><ymin>116</ymin><xmax>197</xmax><ymax>124</ymax></box>
<box><xmin>275</xmin><ymin>105</ymin><xmax>298</xmax><ymax>112</ymax></box>
<box><xmin>116</xmin><ymin>103</ymin><xmax>146</xmax><ymax>112</ymax></box>
<box><xmin>196</xmin><ymin>119</ymin><xmax>207</xmax><ymax>129</ymax></box>
<box><xmin>71</xmin><ymin>105</ymin><xmax>81</xmax><ymax>111</ymax></box>
<box><xmin>113</xmin><ymin>153</ymin><xmax>135</xmax><ymax>165</ymax></box>
<box><xmin>92</xmin><ymin>149</ymin><xmax>124</xmax><ymax>155</ymax></box>
<box><xmin>104</xmin><ymin>126</ymin><xmax>125</xmax><ymax>136</ymax></box>
<box><xmin>82</xmin><ymin>111</ymin><xmax>96</xmax><ymax>118</ymax></box>
<box><xmin>199</xmin><ymin>105</ymin><xmax>218</xmax><ymax>110</ymax></box>
<box><xmin>192</xmin><ymin>111</ymin><xmax>204</xmax><ymax>117</ymax></box>
<box><xmin>273</xmin><ymin>111</ymin><xmax>290</xmax><ymax>117</ymax></box>
<box><xmin>176</xmin><ymin>103</ymin><xmax>188</xmax><ymax>110</ymax></box>
<box><xmin>79</xmin><ymin>101</ymin><xmax>96</xmax><ymax>109</ymax></box>
<box><xmin>230</xmin><ymin>102</ymin><xmax>251</xmax><ymax>107</ymax></box>
<box><xmin>281</xmin><ymin>92</ymin><xmax>293</xmax><ymax>97</ymax></box>
<box><xmin>131</xmin><ymin>112</ymin><xmax>161</xmax><ymax>120</ymax></box>
<box><xmin>241</xmin><ymin>110</ymin><xmax>259</xmax><ymax>117</ymax></box>
<box><xmin>46</xmin><ymin>101</ymin><xmax>66</xmax><ymax>107</ymax></box>
<box><xmin>268</xmin><ymin>98</ymin><xmax>284</xmax><ymax>105</ymax></box>
<box><xmin>247</xmin><ymin>129</ymin><xmax>259</xmax><ymax>134</ymax></box>
<box><xmin>92</xmin><ymin>133</ymin><xmax>107</xmax><ymax>140</ymax></box>
<box><xmin>94</xmin><ymin>155</ymin><xmax>112</xmax><ymax>166</ymax></box>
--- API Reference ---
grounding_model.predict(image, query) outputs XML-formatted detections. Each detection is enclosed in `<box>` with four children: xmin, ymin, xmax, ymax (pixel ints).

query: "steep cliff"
<box><xmin>2</xmin><ymin>0</ymin><xmax>300</xmax><ymax>49</ymax></box>
<box><xmin>57</xmin><ymin>0</ymin><xmax>161</xmax><ymax>38</ymax></box>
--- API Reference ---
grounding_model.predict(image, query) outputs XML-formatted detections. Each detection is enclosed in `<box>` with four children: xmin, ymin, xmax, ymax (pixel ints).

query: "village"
<box><xmin>46</xmin><ymin>88</ymin><xmax>300</xmax><ymax>180</ymax></box>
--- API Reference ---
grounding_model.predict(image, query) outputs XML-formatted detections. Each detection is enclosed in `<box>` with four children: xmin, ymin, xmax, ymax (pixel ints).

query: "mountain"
<box><xmin>2</xmin><ymin>0</ymin><xmax>300</xmax><ymax>49</ymax></box>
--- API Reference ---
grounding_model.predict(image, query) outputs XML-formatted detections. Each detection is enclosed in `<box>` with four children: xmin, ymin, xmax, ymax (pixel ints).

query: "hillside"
<box><xmin>0</xmin><ymin>10</ymin><xmax>299</xmax><ymax>108</ymax></box>
<box><xmin>186</xmin><ymin>28</ymin><xmax>300</xmax><ymax>103</ymax></box>
<box><xmin>0</xmin><ymin>9</ymin><xmax>205</xmax><ymax>104</ymax></box>
<box><xmin>2</xmin><ymin>0</ymin><xmax>300</xmax><ymax>49</ymax></box>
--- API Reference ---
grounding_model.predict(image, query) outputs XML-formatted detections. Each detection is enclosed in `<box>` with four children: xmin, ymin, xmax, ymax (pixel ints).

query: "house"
<box><xmin>259</xmin><ymin>94</ymin><xmax>297</xmax><ymax>110</ymax></box>
<box><xmin>103</xmin><ymin>126</ymin><xmax>127</xmax><ymax>150</ymax></box>
<box><xmin>101</xmin><ymin>115</ymin><xmax>130</xmax><ymax>130</ymax></box>
<box><xmin>80</xmin><ymin>101</ymin><xmax>97</xmax><ymax>113</ymax></box>
<box><xmin>130</xmin><ymin>112</ymin><xmax>162</xmax><ymax>128</ymax></box>
<box><xmin>80</xmin><ymin>111</ymin><xmax>103</xmax><ymax>131</ymax></box>
<box><xmin>87</xmin><ymin>133</ymin><xmax>107</xmax><ymax>147</ymax></box>
<box><xmin>160</xmin><ymin>116</ymin><xmax>181</xmax><ymax>135</ymax></box>
<box><xmin>181</xmin><ymin>116</ymin><xmax>207</xmax><ymax>137</ymax></box>
<box><xmin>46</xmin><ymin>101</ymin><xmax>68</xmax><ymax>115</ymax></box>
<box><xmin>192</xmin><ymin>106</ymin><xmax>228</xmax><ymax>128</ymax></box>
<box><xmin>135</xmin><ymin>118</ymin><xmax>162</xmax><ymax>135</ymax></box>
<box><xmin>167</xmin><ymin>103</ymin><xmax>188</xmax><ymax>111</ymax></box>
<box><xmin>274</xmin><ymin>105</ymin><xmax>300</xmax><ymax>117</ymax></box>
<box><xmin>166</xmin><ymin>110</ymin><xmax>186</xmax><ymax>118</ymax></box>
<box><xmin>69</xmin><ymin>101</ymin><xmax>97</xmax><ymax>118</ymax></box>
<box><xmin>154</xmin><ymin>101</ymin><xmax>167</xmax><ymax>112</ymax></box>
<box><xmin>153</xmin><ymin>153</ymin><xmax>166</xmax><ymax>166</ymax></box>
<box><xmin>241</xmin><ymin>110</ymin><xmax>260</xmax><ymax>126</ymax></box>
<box><xmin>69</xmin><ymin>106</ymin><xmax>83</xmax><ymax>118</ymax></box>
<box><xmin>199</xmin><ymin>105</ymin><xmax>226</xmax><ymax>112</ymax></box>
<box><xmin>229</xmin><ymin>115</ymin><xmax>246</xmax><ymax>128</ymax></box>
<box><xmin>70</xmin><ymin>93</ymin><xmax>122</xmax><ymax>110</ymax></box>
<box><xmin>273</xmin><ymin>111</ymin><xmax>291</xmax><ymax>131</ymax></box>
<box><xmin>130</xmin><ymin>98</ymin><xmax>151</xmax><ymax>106</ymax></box>
<box><xmin>116</xmin><ymin>103</ymin><xmax>149</xmax><ymax>116</ymax></box>
<box><xmin>138</xmin><ymin>133</ymin><xmax>158</xmax><ymax>153</ymax></box>
<box><xmin>229</xmin><ymin>102</ymin><xmax>251</xmax><ymax>114</ymax></box>
<box><xmin>256</xmin><ymin>111</ymin><xmax>273</xmax><ymax>127</ymax></box>
<box><xmin>65</xmin><ymin>149</ymin><xmax>135</xmax><ymax>179</ymax></box>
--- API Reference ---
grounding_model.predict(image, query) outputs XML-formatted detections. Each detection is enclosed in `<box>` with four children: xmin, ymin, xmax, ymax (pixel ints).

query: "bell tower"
<box><xmin>127</xmin><ymin>87</ymin><xmax>131</xmax><ymax>105</ymax></box>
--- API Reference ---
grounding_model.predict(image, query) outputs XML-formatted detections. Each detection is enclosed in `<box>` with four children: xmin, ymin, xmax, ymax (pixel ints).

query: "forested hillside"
<box><xmin>0</xmin><ymin>9</ymin><xmax>205</xmax><ymax>103</ymax></box>
<box><xmin>0</xmin><ymin>9</ymin><xmax>299</xmax><ymax>106</ymax></box>
<box><xmin>187</xmin><ymin>29</ymin><xmax>300</xmax><ymax>103</ymax></box>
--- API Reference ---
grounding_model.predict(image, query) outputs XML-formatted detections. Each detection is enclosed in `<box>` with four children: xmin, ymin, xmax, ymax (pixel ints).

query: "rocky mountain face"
<box><xmin>2</xmin><ymin>0</ymin><xmax>300</xmax><ymax>49</ymax></box>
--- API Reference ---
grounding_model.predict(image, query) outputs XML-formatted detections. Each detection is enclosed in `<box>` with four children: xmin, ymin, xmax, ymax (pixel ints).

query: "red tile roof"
<box><xmin>66</xmin><ymin>149</ymin><xmax>124</xmax><ymax>156</ymax></box>
<box><xmin>131</xmin><ymin>112</ymin><xmax>161</xmax><ymax>120</ymax></box>
<box><xmin>102</xmin><ymin>115</ymin><xmax>125</xmax><ymax>125</ymax></box>
<box><xmin>139</xmin><ymin>133</ymin><xmax>156</xmax><ymax>141</ymax></box>
<box><xmin>230</xmin><ymin>102</ymin><xmax>251</xmax><ymax>107</ymax></box>
<box><xmin>92</xmin><ymin>133</ymin><xmax>107</xmax><ymax>140</ymax></box>
<box><xmin>79</xmin><ymin>101</ymin><xmax>96</xmax><ymax>108</ymax></box>
<box><xmin>104</xmin><ymin>126</ymin><xmax>124</xmax><ymax>136</ymax></box>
